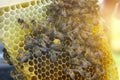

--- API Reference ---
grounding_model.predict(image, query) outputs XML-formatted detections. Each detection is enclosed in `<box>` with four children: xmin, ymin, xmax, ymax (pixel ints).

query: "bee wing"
<box><xmin>50</xmin><ymin>52</ymin><xmax>57</xmax><ymax>62</ymax></box>
<box><xmin>40</xmin><ymin>47</ymin><xmax>47</xmax><ymax>52</ymax></box>
<box><xmin>72</xmin><ymin>69</ymin><xmax>85</xmax><ymax>77</ymax></box>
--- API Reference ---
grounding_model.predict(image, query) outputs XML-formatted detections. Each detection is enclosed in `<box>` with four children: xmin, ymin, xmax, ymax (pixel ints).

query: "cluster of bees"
<box><xmin>46</xmin><ymin>0</ymin><xmax>105</xmax><ymax>80</ymax></box>
<box><xmin>17</xmin><ymin>18</ymin><xmax>64</xmax><ymax>63</ymax></box>
<box><xmin>2</xmin><ymin>0</ymin><xmax>110</xmax><ymax>80</ymax></box>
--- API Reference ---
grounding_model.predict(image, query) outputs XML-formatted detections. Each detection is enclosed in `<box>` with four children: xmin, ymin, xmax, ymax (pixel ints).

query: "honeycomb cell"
<box><xmin>4</xmin><ymin>31</ymin><xmax>9</xmax><ymax>37</ymax></box>
<box><xmin>33</xmin><ymin>10</ymin><xmax>38</xmax><ymax>15</ymax></box>
<box><xmin>58</xmin><ymin>66</ymin><xmax>62</xmax><ymax>70</ymax></box>
<box><xmin>21</xmin><ymin>2</ymin><xmax>29</xmax><ymax>8</ymax></box>
<box><xmin>33</xmin><ymin>59</ymin><xmax>38</xmax><ymax>64</ymax></box>
<box><xmin>0</xmin><ymin>16</ymin><xmax>4</xmax><ymax>24</ymax></box>
<box><xmin>19</xmin><ymin>30</ymin><xmax>25</xmax><ymax>35</ymax></box>
<box><xmin>58</xmin><ymin>60</ymin><xmax>62</xmax><ymax>64</ymax></box>
<box><xmin>13</xmin><ymin>45</ymin><xmax>18</xmax><ymax>50</ymax></box>
<box><xmin>9</xmin><ymin>29</ymin><xmax>14</xmax><ymax>34</ymax></box>
<box><xmin>41</xmin><ymin>12</ymin><xmax>46</xmax><ymax>17</ymax></box>
<box><xmin>38</xmin><ymin>75</ymin><xmax>41</xmax><ymax>79</ymax></box>
<box><xmin>46</xmin><ymin>77</ymin><xmax>50</xmax><ymax>80</ymax></box>
<box><xmin>14</xmin><ymin>38</ymin><xmax>20</xmax><ymax>44</ymax></box>
<box><xmin>50</xmin><ymin>63</ymin><xmax>54</xmax><ymax>68</ymax></box>
<box><xmin>62</xmin><ymin>58</ymin><xmax>66</xmax><ymax>63</ymax></box>
<box><xmin>31</xmin><ymin>1</ymin><xmax>35</xmax><ymax>6</ymax></box>
<box><xmin>54</xmin><ymin>62</ymin><xmax>58</xmax><ymax>67</ymax></box>
<box><xmin>20</xmin><ymin>65</ymin><xmax>24</xmax><ymax>69</ymax></box>
<box><xmin>41</xmin><ymin>73</ymin><xmax>46</xmax><ymax>79</ymax></box>
<box><xmin>4</xmin><ymin>7</ymin><xmax>10</xmax><ymax>12</ymax></box>
<box><xmin>19</xmin><ymin>42</ymin><xmax>24</xmax><ymax>47</ymax></box>
<box><xmin>50</xmin><ymin>69</ymin><xmax>54</xmax><ymax>74</ymax></box>
<box><xmin>42</xmin><ymin>6</ymin><xmax>47</xmax><ymax>12</ymax></box>
<box><xmin>58</xmin><ymin>55</ymin><xmax>62</xmax><ymax>60</ymax></box>
<box><xmin>58</xmin><ymin>71</ymin><xmax>62</xmax><ymax>76</ymax></box>
<box><xmin>45</xmin><ymin>59</ymin><xmax>50</xmax><ymax>64</ymax></box>
<box><xmin>0</xmin><ymin>23</ymin><xmax>4</xmax><ymax>29</ymax></box>
<box><xmin>31</xmin><ymin>76</ymin><xmax>37</xmax><ymax>80</ymax></box>
<box><xmin>29</xmin><ymin>12</ymin><xmax>33</xmax><ymax>17</ymax></box>
<box><xmin>38</xmin><ymin>63</ymin><xmax>41</xmax><ymax>68</ymax></box>
<box><xmin>4</xmin><ymin>19</ymin><xmax>10</xmax><ymax>25</ymax></box>
<box><xmin>29</xmin><ymin>67</ymin><xmax>34</xmax><ymax>72</ymax></box>
<box><xmin>54</xmin><ymin>67</ymin><xmax>58</xmax><ymax>72</ymax></box>
<box><xmin>41</xmin><ymin>67</ymin><xmax>46</xmax><ymax>72</ymax></box>
<box><xmin>16</xmin><ymin>4</ymin><xmax>21</xmax><ymax>9</ymax></box>
<box><xmin>54</xmin><ymin>73</ymin><xmax>58</xmax><ymax>77</ymax></box>
<box><xmin>4</xmin><ymin>13</ymin><xmax>10</xmax><ymax>18</ymax></box>
<box><xmin>10</xmin><ymin>16</ymin><xmax>15</xmax><ymax>22</ymax></box>
<box><xmin>10</xmin><ymin>5</ymin><xmax>15</xmax><ymax>10</ymax></box>
<box><xmin>41</xmin><ymin>62</ymin><xmax>46</xmax><ymax>66</ymax></box>
<box><xmin>38</xmin><ymin>69</ymin><xmax>41</xmax><ymax>74</ymax></box>
<box><xmin>0</xmin><ymin>9</ymin><xmax>3</xmax><ymax>16</ymax></box>
<box><xmin>62</xmin><ymin>75</ymin><xmax>67</xmax><ymax>79</ymax></box>
<box><xmin>42</xmin><ymin>56</ymin><xmax>46</xmax><ymax>61</ymax></box>
<box><xmin>15</xmin><ymin>27</ymin><xmax>20</xmax><ymax>32</ymax></box>
<box><xmin>62</xmin><ymin>64</ymin><xmax>67</xmax><ymax>68</ymax></box>
<box><xmin>46</xmin><ymin>66</ymin><xmax>50</xmax><ymax>70</ymax></box>
<box><xmin>34</xmin><ymin>71</ymin><xmax>38</xmax><ymax>75</ymax></box>
<box><xmin>29</xmin><ymin>61</ymin><xmax>34</xmax><ymax>66</ymax></box>
<box><xmin>46</xmin><ymin>71</ymin><xmax>50</xmax><ymax>76</ymax></box>
<box><xmin>50</xmin><ymin>75</ymin><xmax>54</xmax><ymax>79</ymax></box>
<box><xmin>58</xmin><ymin>77</ymin><xmax>62</xmax><ymax>80</ymax></box>
<box><xmin>19</xmin><ymin>36</ymin><xmax>25</xmax><ymax>41</ymax></box>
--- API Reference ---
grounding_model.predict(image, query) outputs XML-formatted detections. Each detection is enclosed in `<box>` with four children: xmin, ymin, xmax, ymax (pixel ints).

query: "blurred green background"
<box><xmin>112</xmin><ymin>52</ymin><xmax>120</xmax><ymax>78</ymax></box>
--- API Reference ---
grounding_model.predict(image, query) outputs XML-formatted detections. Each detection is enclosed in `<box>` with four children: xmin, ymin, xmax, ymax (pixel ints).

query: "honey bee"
<box><xmin>85</xmin><ymin>51</ymin><xmax>101</xmax><ymax>65</ymax></box>
<box><xmin>18</xmin><ymin>18</ymin><xmax>24</xmax><ymax>24</ymax></box>
<box><xmin>11</xmin><ymin>70</ymin><xmax>24</xmax><ymax>80</ymax></box>
<box><xmin>40</xmin><ymin>47</ymin><xmax>48</xmax><ymax>53</ymax></box>
<box><xmin>72</xmin><ymin>66</ymin><xmax>85</xmax><ymax>77</ymax></box>
<box><xmin>64</xmin><ymin>68</ymin><xmax>75</xmax><ymax>80</ymax></box>
<box><xmin>80</xmin><ymin>31</ymin><xmax>89</xmax><ymax>39</ymax></box>
<box><xmin>24</xmin><ymin>35</ymin><xmax>34</xmax><ymax>50</ymax></box>
<box><xmin>17</xmin><ymin>18</ymin><xmax>29</xmax><ymax>29</ymax></box>
<box><xmin>85</xmin><ymin>72</ymin><xmax>92</xmax><ymax>80</ymax></box>
<box><xmin>31</xmin><ymin>20</ymin><xmax>40</xmax><ymax>36</ymax></box>
<box><xmin>49</xmin><ymin>50</ymin><xmax>57</xmax><ymax>62</ymax></box>
<box><xmin>91</xmin><ymin>70</ymin><xmax>105</xmax><ymax>80</ymax></box>
<box><xmin>17</xmin><ymin>50</ymin><xmax>30</xmax><ymax>62</ymax></box>
<box><xmin>33</xmin><ymin>46</ymin><xmax>42</xmax><ymax>57</ymax></box>
<box><xmin>94</xmin><ymin>50</ymin><xmax>103</xmax><ymax>59</ymax></box>
<box><xmin>40</xmin><ymin>39</ymin><xmax>47</xmax><ymax>48</ymax></box>
<box><xmin>56</xmin><ymin>32</ymin><xmax>64</xmax><ymax>40</ymax></box>
<box><xmin>31</xmin><ymin>20</ymin><xmax>36</xmax><ymax>26</ymax></box>
<box><xmin>38</xmin><ymin>21</ymin><xmax>48</xmax><ymax>33</ymax></box>
<box><xmin>68</xmin><ymin>57</ymin><xmax>80</xmax><ymax>65</ymax></box>
<box><xmin>42</xmin><ymin>34</ymin><xmax>51</xmax><ymax>45</ymax></box>
<box><xmin>80</xmin><ymin>58</ymin><xmax>92</xmax><ymax>69</ymax></box>
<box><xmin>2</xmin><ymin>48</ymin><xmax>13</xmax><ymax>65</ymax></box>
<box><xmin>50</xmin><ymin>43</ymin><xmax>62</xmax><ymax>51</ymax></box>
<box><xmin>71</xmin><ymin>44</ymin><xmax>80</xmax><ymax>50</ymax></box>
<box><xmin>68</xmin><ymin>47</ymin><xmax>77</xmax><ymax>58</ymax></box>
<box><xmin>61</xmin><ymin>9</ymin><xmax>67</xmax><ymax>17</ymax></box>
<box><xmin>46</xmin><ymin>17</ymin><xmax>53</xmax><ymax>22</ymax></box>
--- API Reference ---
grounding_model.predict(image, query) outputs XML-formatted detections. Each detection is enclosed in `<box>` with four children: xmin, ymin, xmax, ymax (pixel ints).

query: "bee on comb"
<box><xmin>2</xmin><ymin>48</ymin><xmax>13</xmax><ymax>65</ymax></box>
<box><xmin>17</xmin><ymin>18</ymin><xmax>29</xmax><ymax>29</ymax></box>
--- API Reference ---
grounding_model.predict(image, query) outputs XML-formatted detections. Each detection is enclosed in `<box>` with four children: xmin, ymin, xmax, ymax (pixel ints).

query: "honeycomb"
<box><xmin>0</xmin><ymin>0</ymin><xmax>119</xmax><ymax>80</ymax></box>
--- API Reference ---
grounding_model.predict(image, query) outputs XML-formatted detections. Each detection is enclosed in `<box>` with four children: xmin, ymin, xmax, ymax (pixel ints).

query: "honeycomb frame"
<box><xmin>0</xmin><ymin>0</ymin><xmax>119</xmax><ymax>80</ymax></box>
